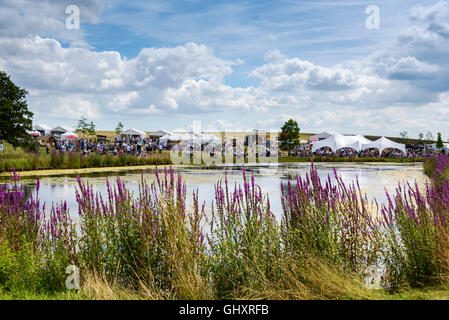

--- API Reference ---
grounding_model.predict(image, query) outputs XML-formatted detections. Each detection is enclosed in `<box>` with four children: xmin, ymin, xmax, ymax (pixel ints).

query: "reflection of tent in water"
<box><xmin>362</xmin><ymin>137</ymin><xmax>406</xmax><ymax>154</ymax></box>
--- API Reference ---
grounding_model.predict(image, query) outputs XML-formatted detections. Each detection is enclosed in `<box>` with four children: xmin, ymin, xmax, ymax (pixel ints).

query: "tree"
<box><xmin>279</xmin><ymin>119</ymin><xmax>300</xmax><ymax>151</ymax></box>
<box><xmin>399</xmin><ymin>130</ymin><xmax>408</xmax><ymax>139</ymax></box>
<box><xmin>436</xmin><ymin>132</ymin><xmax>444</xmax><ymax>149</ymax></box>
<box><xmin>115</xmin><ymin>121</ymin><xmax>124</xmax><ymax>135</ymax></box>
<box><xmin>418</xmin><ymin>133</ymin><xmax>424</xmax><ymax>141</ymax></box>
<box><xmin>76</xmin><ymin>117</ymin><xmax>96</xmax><ymax>136</ymax></box>
<box><xmin>426</xmin><ymin>131</ymin><xmax>434</xmax><ymax>141</ymax></box>
<box><xmin>0</xmin><ymin>71</ymin><xmax>33</xmax><ymax>147</ymax></box>
<box><xmin>88</xmin><ymin>121</ymin><xmax>96</xmax><ymax>136</ymax></box>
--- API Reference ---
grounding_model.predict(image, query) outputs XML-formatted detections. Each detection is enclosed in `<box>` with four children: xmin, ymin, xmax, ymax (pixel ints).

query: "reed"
<box><xmin>1</xmin><ymin>157</ymin><xmax>449</xmax><ymax>299</ymax></box>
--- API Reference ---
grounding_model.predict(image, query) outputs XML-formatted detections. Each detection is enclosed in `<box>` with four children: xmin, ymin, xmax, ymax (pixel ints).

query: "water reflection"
<box><xmin>18</xmin><ymin>163</ymin><xmax>428</xmax><ymax>220</ymax></box>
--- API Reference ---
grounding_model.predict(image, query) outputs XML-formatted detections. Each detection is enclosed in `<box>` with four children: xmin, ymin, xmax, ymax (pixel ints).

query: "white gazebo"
<box><xmin>312</xmin><ymin>134</ymin><xmax>372</xmax><ymax>152</ymax></box>
<box><xmin>160</xmin><ymin>132</ymin><xmax>202</xmax><ymax>144</ymax></box>
<box><xmin>120</xmin><ymin>129</ymin><xmax>146</xmax><ymax>139</ymax></box>
<box><xmin>201</xmin><ymin>134</ymin><xmax>222</xmax><ymax>144</ymax></box>
<box><xmin>51</xmin><ymin>126</ymin><xmax>68</xmax><ymax>136</ymax></box>
<box><xmin>149</xmin><ymin>130</ymin><xmax>172</xmax><ymax>138</ymax></box>
<box><xmin>34</xmin><ymin>124</ymin><xmax>51</xmax><ymax>136</ymax></box>
<box><xmin>362</xmin><ymin>137</ymin><xmax>406</xmax><ymax>154</ymax></box>
<box><xmin>309</xmin><ymin>132</ymin><xmax>333</xmax><ymax>143</ymax></box>
<box><xmin>61</xmin><ymin>131</ymin><xmax>79</xmax><ymax>140</ymax></box>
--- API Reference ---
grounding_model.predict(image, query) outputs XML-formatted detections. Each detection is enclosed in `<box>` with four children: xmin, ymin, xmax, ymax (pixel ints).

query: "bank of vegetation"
<box><xmin>0</xmin><ymin>143</ymin><xmax>171</xmax><ymax>173</ymax></box>
<box><xmin>1</xmin><ymin>154</ymin><xmax>449</xmax><ymax>300</ymax></box>
<box><xmin>0</xmin><ymin>142</ymin><xmax>424</xmax><ymax>175</ymax></box>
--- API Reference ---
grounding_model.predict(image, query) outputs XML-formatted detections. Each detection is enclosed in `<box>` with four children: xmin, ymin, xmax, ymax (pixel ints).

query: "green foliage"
<box><xmin>0</xmin><ymin>71</ymin><xmax>34</xmax><ymax>148</ymax></box>
<box><xmin>115</xmin><ymin>122</ymin><xmax>124</xmax><ymax>135</ymax></box>
<box><xmin>436</xmin><ymin>132</ymin><xmax>444</xmax><ymax>149</ymax></box>
<box><xmin>76</xmin><ymin>117</ymin><xmax>96</xmax><ymax>136</ymax></box>
<box><xmin>279</xmin><ymin>119</ymin><xmax>300</xmax><ymax>151</ymax></box>
<box><xmin>0</xmin><ymin>147</ymin><xmax>172</xmax><ymax>173</ymax></box>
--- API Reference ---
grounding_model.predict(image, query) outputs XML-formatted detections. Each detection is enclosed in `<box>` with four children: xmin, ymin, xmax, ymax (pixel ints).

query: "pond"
<box><xmin>15</xmin><ymin>162</ymin><xmax>428</xmax><ymax>220</ymax></box>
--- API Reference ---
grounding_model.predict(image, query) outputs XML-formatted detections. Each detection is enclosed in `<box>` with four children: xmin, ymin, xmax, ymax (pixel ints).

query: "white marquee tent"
<box><xmin>201</xmin><ymin>134</ymin><xmax>222</xmax><ymax>144</ymax></box>
<box><xmin>160</xmin><ymin>132</ymin><xmax>221</xmax><ymax>144</ymax></box>
<box><xmin>51</xmin><ymin>126</ymin><xmax>74</xmax><ymax>136</ymax></box>
<box><xmin>61</xmin><ymin>131</ymin><xmax>79</xmax><ymax>140</ymax></box>
<box><xmin>120</xmin><ymin>129</ymin><xmax>146</xmax><ymax>139</ymax></box>
<box><xmin>362</xmin><ymin>137</ymin><xmax>406</xmax><ymax>154</ymax></box>
<box><xmin>34</xmin><ymin>124</ymin><xmax>51</xmax><ymax>135</ymax></box>
<box><xmin>311</xmin><ymin>134</ymin><xmax>372</xmax><ymax>153</ymax></box>
<box><xmin>160</xmin><ymin>133</ymin><xmax>202</xmax><ymax>144</ymax></box>
<box><xmin>149</xmin><ymin>130</ymin><xmax>172</xmax><ymax>137</ymax></box>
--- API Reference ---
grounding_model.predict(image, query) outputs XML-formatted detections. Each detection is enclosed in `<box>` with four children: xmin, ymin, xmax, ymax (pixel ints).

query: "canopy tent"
<box><xmin>201</xmin><ymin>134</ymin><xmax>222</xmax><ymax>144</ymax></box>
<box><xmin>120</xmin><ymin>129</ymin><xmax>146</xmax><ymax>139</ymax></box>
<box><xmin>34</xmin><ymin>124</ymin><xmax>51</xmax><ymax>135</ymax></box>
<box><xmin>347</xmin><ymin>141</ymin><xmax>365</xmax><ymax>152</ymax></box>
<box><xmin>149</xmin><ymin>130</ymin><xmax>172</xmax><ymax>137</ymax></box>
<box><xmin>51</xmin><ymin>126</ymin><xmax>68</xmax><ymax>136</ymax></box>
<box><xmin>28</xmin><ymin>130</ymin><xmax>40</xmax><ymax>137</ymax></box>
<box><xmin>311</xmin><ymin>134</ymin><xmax>372</xmax><ymax>153</ymax></box>
<box><xmin>160</xmin><ymin>132</ymin><xmax>221</xmax><ymax>145</ymax></box>
<box><xmin>361</xmin><ymin>137</ymin><xmax>406</xmax><ymax>154</ymax></box>
<box><xmin>61</xmin><ymin>131</ymin><xmax>79</xmax><ymax>140</ymax></box>
<box><xmin>160</xmin><ymin>132</ymin><xmax>202</xmax><ymax>144</ymax></box>
<box><xmin>308</xmin><ymin>132</ymin><xmax>332</xmax><ymax>143</ymax></box>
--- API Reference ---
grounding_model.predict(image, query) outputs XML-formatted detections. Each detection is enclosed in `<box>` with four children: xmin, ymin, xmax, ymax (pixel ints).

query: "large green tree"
<box><xmin>0</xmin><ymin>71</ymin><xmax>33</xmax><ymax>147</ymax></box>
<box><xmin>76</xmin><ymin>117</ymin><xmax>96</xmax><ymax>136</ymax></box>
<box><xmin>279</xmin><ymin>119</ymin><xmax>300</xmax><ymax>151</ymax></box>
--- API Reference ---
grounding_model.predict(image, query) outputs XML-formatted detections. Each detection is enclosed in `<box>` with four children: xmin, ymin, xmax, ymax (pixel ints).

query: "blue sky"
<box><xmin>0</xmin><ymin>0</ymin><xmax>448</xmax><ymax>138</ymax></box>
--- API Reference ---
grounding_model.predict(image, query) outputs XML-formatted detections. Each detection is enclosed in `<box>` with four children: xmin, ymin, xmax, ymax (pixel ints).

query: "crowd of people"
<box><xmin>42</xmin><ymin>134</ymin><xmax>439</xmax><ymax>161</ymax></box>
<box><xmin>170</xmin><ymin>142</ymin><xmax>275</xmax><ymax>159</ymax></box>
<box><xmin>47</xmin><ymin>136</ymin><xmax>166</xmax><ymax>157</ymax></box>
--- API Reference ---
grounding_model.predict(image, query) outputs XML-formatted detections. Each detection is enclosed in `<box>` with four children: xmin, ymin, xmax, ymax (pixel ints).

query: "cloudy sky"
<box><xmin>0</xmin><ymin>0</ymin><xmax>448</xmax><ymax>138</ymax></box>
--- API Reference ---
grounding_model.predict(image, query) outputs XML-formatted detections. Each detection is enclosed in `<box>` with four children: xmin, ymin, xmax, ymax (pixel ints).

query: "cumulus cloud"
<box><xmin>0</xmin><ymin>0</ymin><xmax>103</xmax><ymax>44</ymax></box>
<box><xmin>0</xmin><ymin>0</ymin><xmax>449</xmax><ymax>138</ymax></box>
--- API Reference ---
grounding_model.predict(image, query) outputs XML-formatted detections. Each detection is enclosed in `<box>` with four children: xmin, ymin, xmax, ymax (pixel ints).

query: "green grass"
<box><xmin>0</xmin><ymin>142</ymin><xmax>171</xmax><ymax>173</ymax></box>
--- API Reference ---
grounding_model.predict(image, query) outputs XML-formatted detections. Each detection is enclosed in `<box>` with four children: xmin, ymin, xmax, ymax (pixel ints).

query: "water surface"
<box><xmin>16</xmin><ymin>162</ymin><xmax>428</xmax><ymax>220</ymax></box>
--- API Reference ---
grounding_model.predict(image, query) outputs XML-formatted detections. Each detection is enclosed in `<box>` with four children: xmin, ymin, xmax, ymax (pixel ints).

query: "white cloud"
<box><xmin>0</xmin><ymin>0</ymin><xmax>103</xmax><ymax>43</ymax></box>
<box><xmin>0</xmin><ymin>0</ymin><xmax>449</xmax><ymax>139</ymax></box>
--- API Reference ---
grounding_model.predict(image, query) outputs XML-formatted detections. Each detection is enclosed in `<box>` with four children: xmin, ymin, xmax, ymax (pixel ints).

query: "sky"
<box><xmin>0</xmin><ymin>0</ymin><xmax>448</xmax><ymax>138</ymax></box>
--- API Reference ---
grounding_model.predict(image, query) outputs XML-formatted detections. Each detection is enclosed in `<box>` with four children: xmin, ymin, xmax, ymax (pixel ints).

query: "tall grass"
<box><xmin>1</xmin><ymin>157</ymin><xmax>449</xmax><ymax>299</ymax></box>
<box><xmin>75</xmin><ymin>167</ymin><xmax>209</xmax><ymax>299</ymax></box>
<box><xmin>382</xmin><ymin>154</ymin><xmax>449</xmax><ymax>289</ymax></box>
<box><xmin>281</xmin><ymin>164</ymin><xmax>382</xmax><ymax>273</ymax></box>
<box><xmin>0</xmin><ymin>150</ymin><xmax>172</xmax><ymax>172</ymax></box>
